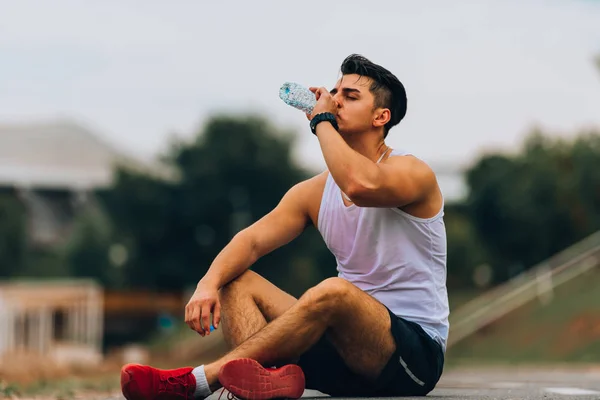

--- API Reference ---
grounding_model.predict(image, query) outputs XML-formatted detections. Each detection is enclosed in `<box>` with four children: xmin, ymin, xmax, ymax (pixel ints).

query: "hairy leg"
<box><xmin>205</xmin><ymin>277</ymin><xmax>396</xmax><ymax>385</ymax></box>
<box><xmin>219</xmin><ymin>270</ymin><xmax>297</xmax><ymax>348</ymax></box>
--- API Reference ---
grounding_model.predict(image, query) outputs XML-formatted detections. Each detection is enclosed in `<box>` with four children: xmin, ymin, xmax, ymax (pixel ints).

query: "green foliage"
<box><xmin>22</xmin><ymin>113</ymin><xmax>599</xmax><ymax>293</ymax></box>
<box><xmin>0</xmin><ymin>192</ymin><xmax>27</xmax><ymax>277</ymax></box>
<box><xmin>465</xmin><ymin>129</ymin><xmax>600</xmax><ymax>282</ymax></box>
<box><xmin>444</xmin><ymin>204</ymin><xmax>488</xmax><ymax>288</ymax></box>
<box><xmin>95</xmin><ymin>114</ymin><xmax>333</xmax><ymax>292</ymax></box>
<box><xmin>63</xmin><ymin>203</ymin><xmax>124</xmax><ymax>287</ymax></box>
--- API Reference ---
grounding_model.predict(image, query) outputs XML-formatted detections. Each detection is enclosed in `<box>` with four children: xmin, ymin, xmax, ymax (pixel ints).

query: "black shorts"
<box><xmin>297</xmin><ymin>308</ymin><xmax>444</xmax><ymax>397</ymax></box>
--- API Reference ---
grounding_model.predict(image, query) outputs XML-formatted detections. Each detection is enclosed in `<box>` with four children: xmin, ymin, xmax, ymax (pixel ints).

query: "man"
<box><xmin>121</xmin><ymin>54</ymin><xmax>448</xmax><ymax>399</ymax></box>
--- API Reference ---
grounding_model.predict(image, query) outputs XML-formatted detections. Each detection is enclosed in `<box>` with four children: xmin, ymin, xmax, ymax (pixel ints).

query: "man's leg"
<box><xmin>219</xmin><ymin>270</ymin><xmax>297</xmax><ymax>348</ymax></box>
<box><xmin>120</xmin><ymin>271</ymin><xmax>298</xmax><ymax>400</ymax></box>
<box><xmin>206</xmin><ymin>277</ymin><xmax>396</xmax><ymax>385</ymax></box>
<box><xmin>121</xmin><ymin>277</ymin><xmax>398</xmax><ymax>400</ymax></box>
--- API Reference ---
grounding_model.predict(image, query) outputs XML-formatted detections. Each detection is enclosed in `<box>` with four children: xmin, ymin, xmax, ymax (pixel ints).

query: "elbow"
<box><xmin>344</xmin><ymin>178</ymin><xmax>379</xmax><ymax>206</ymax></box>
<box><xmin>234</xmin><ymin>229</ymin><xmax>260</xmax><ymax>262</ymax></box>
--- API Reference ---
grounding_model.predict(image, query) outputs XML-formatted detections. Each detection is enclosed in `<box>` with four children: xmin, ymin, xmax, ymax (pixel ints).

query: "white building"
<box><xmin>0</xmin><ymin>279</ymin><xmax>103</xmax><ymax>366</ymax></box>
<box><xmin>0</xmin><ymin>119</ymin><xmax>165</xmax><ymax>246</ymax></box>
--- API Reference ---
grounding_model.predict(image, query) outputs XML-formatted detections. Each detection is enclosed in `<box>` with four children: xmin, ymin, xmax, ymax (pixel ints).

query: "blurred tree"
<box><xmin>74</xmin><ymin>113</ymin><xmax>600</xmax><ymax>293</ymax></box>
<box><xmin>444</xmin><ymin>203</ymin><xmax>488</xmax><ymax>288</ymax></box>
<box><xmin>465</xmin><ymin>129</ymin><xmax>600</xmax><ymax>283</ymax></box>
<box><xmin>0</xmin><ymin>193</ymin><xmax>27</xmax><ymax>277</ymax></box>
<box><xmin>63</xmin><ymin>202</ymin><xmax>123</xmax><ymax>287</ymax></box>
<box><xmin>97</xmin><ymin>115</ymin><xmax>334</xmax><ymax>293</ymax></box>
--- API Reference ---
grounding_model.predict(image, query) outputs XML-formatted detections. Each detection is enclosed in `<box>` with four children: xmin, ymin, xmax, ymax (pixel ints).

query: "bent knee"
<box><xmin>316</xmin><ymin>277</ymin><xmax>353</xmax><ymax>297</ymax></box>
<box><xmin>219</xmin><ymin>270</ymin><xmax>259</xmax><ymax>299</ymax></box>
<box><xmin>302</xmin><ymin>277</ymin><xmax>353</xmax><ymax>310</ymax></box>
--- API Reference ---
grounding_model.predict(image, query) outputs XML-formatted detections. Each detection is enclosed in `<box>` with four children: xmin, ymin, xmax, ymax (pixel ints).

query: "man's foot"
<box><xmin>218</xmin><ymin>358</ymin><xmax>305</xmax><ymax>400</ymax></box>
<box><xmin>121</xmin><ymin>363</ymin><xmax>197</xmax><ymax>400</ymax></box>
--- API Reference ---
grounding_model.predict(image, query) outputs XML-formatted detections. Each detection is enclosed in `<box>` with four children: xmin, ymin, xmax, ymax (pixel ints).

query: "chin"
<box><xmin>336</xmin><ymin>122</ymin><xmax>352</xmax><ymax>135</ymax></box>
<box><xmin>338</xmin><ymin>126</ymin><xmax>360</xmax><ymax>136</ymax></box>
<box><xmin>337</xmin><ymin>126</ymin><xmax>349</xmax><ymax>136</ymax></box>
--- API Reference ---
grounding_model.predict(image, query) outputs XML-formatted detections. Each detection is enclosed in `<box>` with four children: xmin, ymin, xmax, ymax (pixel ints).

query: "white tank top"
<box><xmin>317</xmin><ymin>149</ymin><xmax>449</xmax><ymax>351</ymax></box>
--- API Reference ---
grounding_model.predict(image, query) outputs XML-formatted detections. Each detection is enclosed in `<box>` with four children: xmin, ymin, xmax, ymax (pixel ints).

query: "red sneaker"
<box><xmin>121</xmin><ymin>363</ymin><xmax>197</xmax><ymax>400</ymax></box>
<box><xmin>219</xmin><ymin>358</ymin><xmax>305</xmax><ymax>400</ymax></box>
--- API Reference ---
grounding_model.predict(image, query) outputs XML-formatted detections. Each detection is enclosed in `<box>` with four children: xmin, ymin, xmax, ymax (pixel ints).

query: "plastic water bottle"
<box><xmin>279</xmin><ymin>82</ymin><xmax>317</xmax><ymax>114</ymax></box>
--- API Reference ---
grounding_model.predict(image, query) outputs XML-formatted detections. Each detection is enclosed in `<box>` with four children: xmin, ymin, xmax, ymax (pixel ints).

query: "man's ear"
<box><xmin>373</xmin><ymin>108</ymin><xmax>391</xmax><ymax>128</ymax></box>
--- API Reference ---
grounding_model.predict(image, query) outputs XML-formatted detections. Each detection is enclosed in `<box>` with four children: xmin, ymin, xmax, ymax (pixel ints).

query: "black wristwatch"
<box><xmin>310</xmin><ymin>112</ymin><xmax>339</xmax><ymax>135</ymax></box>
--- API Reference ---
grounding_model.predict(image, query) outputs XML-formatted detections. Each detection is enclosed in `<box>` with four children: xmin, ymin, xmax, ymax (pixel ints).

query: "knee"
<box><xmin>301</xmin><ymin>277</ymin><xmax>352</xmax><ymax>315</ymax></box>
<box><xmin>219</xmin><ymin>270</ymin><xmax>258</xmax><ymax>301</ymax></box>
<box><xmin>316</xmin><ymin>277</ymin><xmax>353</xmax><ymax>297</ymax></box>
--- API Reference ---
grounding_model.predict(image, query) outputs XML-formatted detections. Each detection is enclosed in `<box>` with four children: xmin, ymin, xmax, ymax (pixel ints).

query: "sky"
<box><xmin>1</xmin><ymin>0</ymin><xmax>599</xmax><ymax>178</ymax></box>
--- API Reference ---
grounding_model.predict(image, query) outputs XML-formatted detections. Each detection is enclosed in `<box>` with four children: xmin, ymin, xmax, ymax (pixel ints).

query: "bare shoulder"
<box><xmin>385</xmin><ymin>155</ymin><xmax>442</xmax><ymax>217</ymax></box>
<box><xmin>385</xmin><ymin>154</ymin><xmax>438</xmax><ymax>194</ymax></box>
<box><xmin>287</xmin><ymin>171</ymin><xmax>328</xmax><ymax>226</ymax></box>
<box><xmin>386</xmin><ymin>154</ymin><xmax>436</xmax><ymax>181</ymax></box>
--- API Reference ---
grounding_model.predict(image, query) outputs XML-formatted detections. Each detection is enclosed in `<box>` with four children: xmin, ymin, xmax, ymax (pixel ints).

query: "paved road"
<box><xmin>219</xmin><ymin>365</ymin><xmax>600</xmax><ymax>399</ymax></box>
<box><xmin>105</xmin><ymin>365</ymin><xmax>600</xmax><ymax>400</ymax></box>
<box><xmin>414</xmin><ymin>366</ymin><xmax>600</xmax><ymax>399</ymax></box>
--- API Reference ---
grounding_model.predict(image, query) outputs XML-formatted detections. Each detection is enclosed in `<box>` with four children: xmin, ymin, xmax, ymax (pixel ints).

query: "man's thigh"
<box><xmin>326</xmin><ymin>278</ymin><xmax>396</xmax><ymax>379</ymax></box>
<box><xmin>298</xmin><ymin>278</ymin><xmax>443</xmax><ymax>397</ymax></box>
<box><xmin>299</xmin><ymin>310</ymin><xmax>444</xmax><ymax>397</ymax></box>
<box><xmin>219</xmin><ymin>270</ymin><xmax>297</xmax><ymax>349</ymax></box>
<box><xmin>235</xmin><ymin>270</ymin><xmax>298</xmax><ymax>322</ymax></box>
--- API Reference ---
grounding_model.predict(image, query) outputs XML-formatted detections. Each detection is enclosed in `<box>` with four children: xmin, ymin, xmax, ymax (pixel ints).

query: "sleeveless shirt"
<box><xmin>316</xmin><ymin>149</ymin><xmax>449</xmax><ymax>350</ymax></box>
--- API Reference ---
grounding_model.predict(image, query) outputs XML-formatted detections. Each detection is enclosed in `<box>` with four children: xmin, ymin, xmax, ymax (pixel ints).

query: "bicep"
<box><xmin>350</xmin><ymin>156</ymin><xmax>436</xmax><ymax>208</ymax></box>
<box><xmin>242</xmin><ymin>184</ymin><xmax>310</xmax><ymax>258</ymax></box>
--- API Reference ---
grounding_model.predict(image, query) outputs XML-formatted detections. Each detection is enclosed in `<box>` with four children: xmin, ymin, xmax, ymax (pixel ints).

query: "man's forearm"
<box><xmin>199</xmin><ymin>231</ymin><xmax>258</xmax><ymax>289</ymax></box>
<box><xmin>315</xmin><ymin>123</ymin><xmax>380</xmax><ymax>193</ymax></box>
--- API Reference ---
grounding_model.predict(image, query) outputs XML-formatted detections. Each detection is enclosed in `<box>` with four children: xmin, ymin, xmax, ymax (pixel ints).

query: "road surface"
<box><xmin>101</xmin><ymin>365</ymin><xmax>600</xmax><ymax>400</ymax></box>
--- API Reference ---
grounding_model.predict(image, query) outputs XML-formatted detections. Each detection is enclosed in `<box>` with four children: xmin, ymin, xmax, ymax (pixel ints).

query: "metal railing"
<box><xmin>447</xmin><ymin>230</ymin><xmax>600</xmax><ymax>348</ymax></box>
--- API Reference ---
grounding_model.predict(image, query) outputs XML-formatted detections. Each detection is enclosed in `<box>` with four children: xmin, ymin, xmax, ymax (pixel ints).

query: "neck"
<box><xmin>344</xmin><ymin>131</ymin><xmax>389</xmax><ymax>163</ymax></box>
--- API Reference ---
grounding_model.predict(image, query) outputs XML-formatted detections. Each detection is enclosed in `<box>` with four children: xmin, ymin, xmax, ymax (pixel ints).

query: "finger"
<box><xmin>213</xmin><ymin>301</ymin><xmax>221</xmax><ymax>329</ymax></box>
<box><xmin>319</xmin><ymin>87</ymin><xmax>331</xmax><ymax>98</ymax></box>
<box><xmin>306</xmin><ymin>113</ymin><xmax>312</xmax><ymax>121</ymax></box>
<box><xmin>310</xmin><ymin>87</ymin><xmax>324</xmax><ymax>101</ymax></box>
<box><xmin>190</xmin><ymin>305</ymin><xmax>203</xmax><ymax>335</ymax></box>
<box><xmin>185</xmin><ymin>305</ymin><xmax>194</xmax><ymax>330</ymax></box>
<box><xmin>201</xmin><ymin>303</ymin><xmax>212</xmax><ymax>334</ymax></box>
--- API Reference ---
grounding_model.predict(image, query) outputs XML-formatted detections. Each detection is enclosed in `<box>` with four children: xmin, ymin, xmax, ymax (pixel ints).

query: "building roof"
<box><xmin>0</xmin><ymin>120</ymin><xmax>163</xmax><ymax>190</ymax></box>
<box><xmin>0</xmin><ymin>279</ymin><xmax>102</xmax><ymax>309</ymax></box>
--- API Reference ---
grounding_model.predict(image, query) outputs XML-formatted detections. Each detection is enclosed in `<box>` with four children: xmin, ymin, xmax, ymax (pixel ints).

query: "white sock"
<box><xmin>192</xmin><ymin>365</ymin><xmax>212</xmax><ymax>398</ymax></box>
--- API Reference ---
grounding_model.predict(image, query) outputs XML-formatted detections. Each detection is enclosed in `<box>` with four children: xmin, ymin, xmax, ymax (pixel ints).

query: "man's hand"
<box><xmin>306</xmin><ymin>87</ymin><xmax>338</xmax><ymax>120</ymax></box>
<box><xmin>185</xmin><ymin>282</ymin><xmax>221</xmax><ymax>336</ymax></box>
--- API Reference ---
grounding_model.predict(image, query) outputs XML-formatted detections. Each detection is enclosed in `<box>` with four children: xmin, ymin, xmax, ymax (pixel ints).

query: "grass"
<box><xmin>0</xmin><ymin>372</ymin><xmax>119</xmax><ymax>399</ymax></box>
<box><xmin>448</xmin><ymin>287</ymin><xmax>485</xmax><ymax>311</ymax></box>
<box><xmin>446</xmin><ymin>266</ymin><xmax>600</xmax><ymax>364</ymax></box>
<box><xmin>0</xmin><ymin>381</ymin><xmax>21</xmax><ymax>398</ymax></box>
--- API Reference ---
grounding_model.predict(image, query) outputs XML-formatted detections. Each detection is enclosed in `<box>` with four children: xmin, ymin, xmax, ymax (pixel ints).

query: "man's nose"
<box><xmin>332</xmin><ymin>94</ymin><xmax>342</xmax><ymax>108</ymax></box>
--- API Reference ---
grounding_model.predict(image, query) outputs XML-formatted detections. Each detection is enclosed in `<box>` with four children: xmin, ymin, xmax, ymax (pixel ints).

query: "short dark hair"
<box><xmin>340</xmin><ymin>54</ymin><xmax>407</xmax><ymax>137</ymax></box>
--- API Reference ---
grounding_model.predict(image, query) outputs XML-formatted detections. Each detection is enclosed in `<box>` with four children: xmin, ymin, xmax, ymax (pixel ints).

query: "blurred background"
<box><xmin>0</xmin><ymin>0</ymin><xmax>599</xmax><ymax>396</ymax></box>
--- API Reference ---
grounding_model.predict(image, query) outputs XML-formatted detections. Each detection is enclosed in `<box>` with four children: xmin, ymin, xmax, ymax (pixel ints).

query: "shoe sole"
<box><xmin>219</xmin><ymin>358</ymin><xmax>305</xmax><ymax>400</ymax></box>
